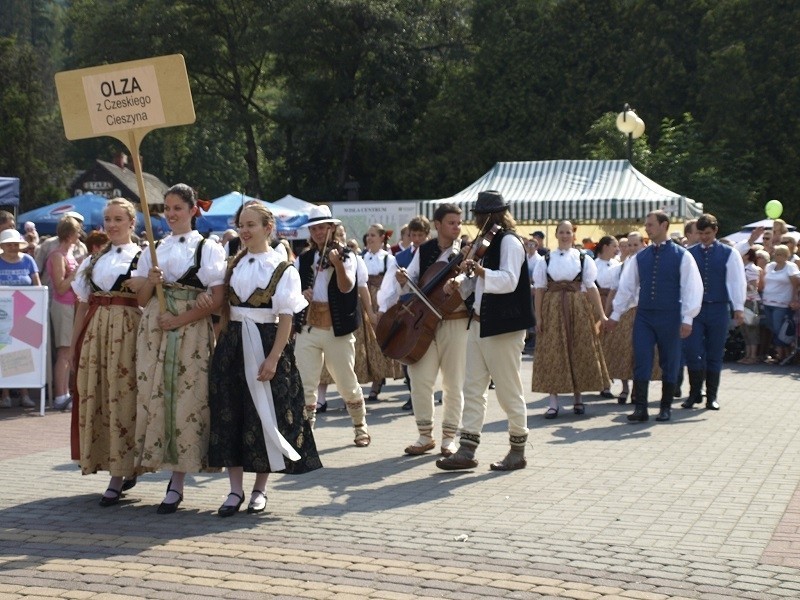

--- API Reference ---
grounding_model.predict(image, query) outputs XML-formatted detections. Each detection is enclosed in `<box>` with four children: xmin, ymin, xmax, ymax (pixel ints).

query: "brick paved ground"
<box><xmin>1</xmin><ymin>357</ymin><xmax>799</xmax><ymax>599</ymax></box>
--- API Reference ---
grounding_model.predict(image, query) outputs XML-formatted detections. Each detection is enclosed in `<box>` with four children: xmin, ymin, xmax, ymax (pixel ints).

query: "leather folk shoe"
<box><xmin>627</xmin><ymin>407</ymin><xmax>649</xmax><ymax>422</ymax></box>
<box><xmin>489</xmin><ymin>451</ymin><xmax>527</xmax><ymax>472</ymax></box>
<box><xmin>436</xmin><ymin>449</ymin><xmax>478</xmax><ymax>471</ymax></box>
<box><xmin>404</xmin><ymin>440</ymin><xmax>436</xmax><ymax>455</ymax></box>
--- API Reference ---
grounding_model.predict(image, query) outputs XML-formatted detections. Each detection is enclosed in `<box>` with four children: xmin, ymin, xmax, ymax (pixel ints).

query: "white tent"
<box><xmin>419</xmin><ymin>160</ymin><xmax>703</xmax><ymax>223</ymax></box>
<box><xmin>273</xmin><ymin>194</ymin><xmax>317</xmax><ymax>213</ymax></box>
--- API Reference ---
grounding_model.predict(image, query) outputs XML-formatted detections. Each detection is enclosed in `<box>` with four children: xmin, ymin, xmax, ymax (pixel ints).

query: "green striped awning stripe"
<box><xmin>419</xmin><ymin>160</ymin><xmax>703</xmax><ymax>223</ymax></box>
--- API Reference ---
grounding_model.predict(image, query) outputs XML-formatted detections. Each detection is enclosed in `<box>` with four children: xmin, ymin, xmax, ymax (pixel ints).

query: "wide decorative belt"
<box><xmin>307</xmin><ymin>301</ymin><xmax>333</xmax><ymax>328</ymax></box>
<box><xmin>88</xmin><ymin>293</ymin><xmax>138</xmax><ymax>308</ymax></box>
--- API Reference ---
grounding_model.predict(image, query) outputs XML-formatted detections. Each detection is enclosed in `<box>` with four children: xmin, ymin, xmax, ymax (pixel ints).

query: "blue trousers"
<box><xmin>633</xmin><ymin>308</ymin><xmax>682</xmax><ymax>384</ymax></box>
<box><xmin>684</xmin><ymin>302</ymin><xmax>730</xmax><ymax>374</ymax></box>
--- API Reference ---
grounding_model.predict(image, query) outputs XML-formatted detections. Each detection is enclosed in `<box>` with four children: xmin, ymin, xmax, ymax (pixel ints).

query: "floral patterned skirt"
<box><xmin>75</xmin><ymin>304</ymin><xmax>140</xmax><ymax>476</ymax></box>
<box><xmin>134</xmin><ymin>294</ymin><xmax>216</xmax><ymax>474</ymax></box>
<box><xmin>602</xmin><ymin>308</ymin><xmax>661</xmax><ymax>380</ymax></box>
<box><xmin>208</xmin><ymin>321</ymin><xmax>322</xmax><ymax>474</ymax></box>
<box><xmin>532</xmin><ymin>289</ymin><xmax>610</xmax><ymax>393</ymax></box>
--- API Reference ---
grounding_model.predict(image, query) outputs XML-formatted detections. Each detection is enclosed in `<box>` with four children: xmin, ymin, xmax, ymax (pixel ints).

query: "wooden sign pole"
<box><xmin>55</xmin><ymin>54</ymin><xmax>197</xmax><ymax>313</ymax></box>
<box><xmin>128</xmin><ymin>131</ymin><xmax>166</xmax><ymax>310</ymax></box>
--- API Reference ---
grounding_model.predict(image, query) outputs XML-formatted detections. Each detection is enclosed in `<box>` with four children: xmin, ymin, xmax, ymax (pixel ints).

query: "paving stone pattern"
<box><xmin>1</xmin><ymin>359</ymin><xmax>799</xmax><ymax>599</ymax></box>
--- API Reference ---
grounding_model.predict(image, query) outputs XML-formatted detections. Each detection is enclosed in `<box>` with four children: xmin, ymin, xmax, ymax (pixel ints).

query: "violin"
<box><xmin>318</xmin><ymin>240</ymin><xmax>352</xmax><ymax>269</ymax></box>
<box><xmin>374</xmin><ymin>224</ymin><xmax>500</xmax><ymax>364</ymax></box>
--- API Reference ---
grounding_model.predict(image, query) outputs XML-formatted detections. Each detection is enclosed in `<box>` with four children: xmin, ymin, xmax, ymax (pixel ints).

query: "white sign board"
<box><xmin>0</xmin><ymin>286</ymin><xmax>49</xmax><ymax>388</ymax></box>
<box><xmin>331</xmin><ymin>201</ymin><xmax>419</xmax><ymax>245</ymax></box>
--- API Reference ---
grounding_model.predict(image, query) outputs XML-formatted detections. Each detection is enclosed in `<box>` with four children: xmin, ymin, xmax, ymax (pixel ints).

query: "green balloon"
<box><xmin>766</xmin><ymin>199</ymin><xmax>783</xmax><ymax>219</ymax></box>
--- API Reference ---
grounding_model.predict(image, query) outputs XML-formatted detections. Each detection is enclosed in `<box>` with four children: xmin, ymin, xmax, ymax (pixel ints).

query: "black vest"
<box><xmin>295</xmin><ymin>248</ymin><xmax>359</xmax><ymax>336</ymax></box>
<box><xmin>417</xmin><ymin>238</ymin><xmax>452</xmax><ymax>280</ymax></box>
<box><xmin>478</xmin><ymin>230</ymin><xmax>534</xmax><ymax>337</ymax></box>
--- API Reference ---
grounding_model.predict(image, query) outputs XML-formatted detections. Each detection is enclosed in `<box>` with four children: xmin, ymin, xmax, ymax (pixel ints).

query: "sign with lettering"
<box><xmin>55</xmin><ymin>54</ymin><xmax>194</xmax><ymax>143</ymax></box>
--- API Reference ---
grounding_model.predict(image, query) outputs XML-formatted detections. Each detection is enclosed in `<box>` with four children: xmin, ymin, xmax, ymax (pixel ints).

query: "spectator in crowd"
<box><xmin>85</xmin><ymin>230</ymin><xmax>110</xmax><ymax>255</ymax></box>
<box><xmin>47</xmin><ymin>216</ymin><xmax>83</xmax><ymax>411</ymax></box>
<box><xmin>738</xmin><ymin>248</ymin><xmax>764</xmax><ymax>364</ymax></box>
<box><xmin>0</xmin><ymin>228</ymin><xmax>40</xmax><ymax>408</ymax></box>
<box><xmin>36</xmin><ymin>212</ymin><xmax>88</xmax><ymax>284</ymax></box>
<box><xmin>761</xmin><ymin>244</ymin><xmax>800</xmax><ymax>363</ymax></box>
<box><xmin>23</xmin><ymin>221</ymin><xmax>39</xmax><ymax>246</ymax></box>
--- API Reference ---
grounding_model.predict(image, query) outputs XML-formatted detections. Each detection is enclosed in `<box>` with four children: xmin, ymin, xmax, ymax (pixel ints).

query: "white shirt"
<box><xmin>611</xmin><ymin>243</ymin><xmax>703</xmax><ymax>325</ymax></box>
<box><xmin>230</xmin><ymin>250</ymin><xmax>307</xmax><ymax>315</ymax></box>
<box><xmin>744</xmin><ymin>262</ymin><xmax>761</xmax><ymax>302</ymax></box>
<box><xmin>762</xmin><ymin>261</ymin><xmax>800</xmax><ymax>307</ymax></box>
<box><xmin>362</xmin><ymin>248</ymin><xmax>395</xmax><ymax>276</ymax></box>
<box><xmin>72</xmin><ymin>243</ymin><xmax>140</xmax><ymax>303</ymax></box>
<box><xmin>355</xmin><ymin>254</ymin><xmax>368</xmax><ymax>289</ymax></box>
<box><xmin>532</xmin><ymin>248</ymin><xmax>597</xmax><ymax>292</ymax></box>
<box><xmin>293</xmin><ymin>247</ymin><xmax>357</xmax><ymax>302</ymax></box>
<box><xmin>526</xmin><ymin>252</ymin><xmax>544</xmax><ymax>280</ymax></box>
<box><xmin>133</xmin><ymin>230</ymin><xmax>226</xmax><ymax>287</ymax></box>
<box><xmin>595</xmin><ymin>257</ymin><xmax>621</xmax><ymax>290</ymax></box>
<box><xmin>457</xmin><ymin>234</ymin><xmax>525</xmax><ymax>316</ymax></box>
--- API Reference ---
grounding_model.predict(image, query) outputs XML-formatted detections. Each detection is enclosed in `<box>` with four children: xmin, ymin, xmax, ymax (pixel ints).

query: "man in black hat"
<box><xmin>436</xmin><ymin>190</ymin><xmax>534</xmax><ymax>471</ymax></box>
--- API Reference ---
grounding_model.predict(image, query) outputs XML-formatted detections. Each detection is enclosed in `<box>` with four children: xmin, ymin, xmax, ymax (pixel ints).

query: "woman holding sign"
<box><xmin>207</xmin><ymin>203</ymin><xmax>321</xmax><ymax>517</ymax></box>
<box><xmin>131</xmin><ymin>184</ymin><xmax>226</xmax><ymax>514</ymax></box>
<box><xmin>69</xmin><ymin>198</ymin><xmax>141</xmax><ymax>506</ymax></box>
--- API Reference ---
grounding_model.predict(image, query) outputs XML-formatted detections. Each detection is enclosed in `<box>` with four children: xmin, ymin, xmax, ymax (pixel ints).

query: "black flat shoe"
<box><xmin>247</xmin><ymin>490</ymin><xmax>267</xmax><ymax>514</ymax></box>
<box><xmin>599</xmin><ymin>390</ymin><xmax>615</xmax><ymax>399</ymax></box>
<box><xmin>218</xmin><ymin>491</ymin><xmax>244</xmax><ymax>517</ymax></box>
<box><xmin>315</xmin><ymin>401</ymin><xmax>327</xmax><ymax>413</ymax></box>
<box><xmin>366</xmin><ymin>392</ymin><xmax>380</xmax><ymax>403</ymax></box>
<box><xmin>573</xmin><ymin>403</ymin><xmax>585</xmax><ymax>415</ymax></box>
<box><xmin>544</xmin><ymin>407</ymin><xmax>559</xmax><ymax>419</ymax></box>
<box><xmin>401</xmin><ymin>398</ymin><xmax>413</xmax><ymax>410</ymax></box>
<box><xmin>121</xmin><ymin>476</ymin><xmax>137</xmax><ymax>492</ymax></box>
<box><xmin>157</xmin><ymin>485</ymin><xmax>183</xmax><ymax>514</ymax></box>
<box><xmin>617</xmin><ymin>392</ymin><xmax>628</xmax><ymax>405</ymax></box>
<box><xmin>99</xmin><ymin>488</ymin><xmax>122</xmax><ymax>507</ymax></box>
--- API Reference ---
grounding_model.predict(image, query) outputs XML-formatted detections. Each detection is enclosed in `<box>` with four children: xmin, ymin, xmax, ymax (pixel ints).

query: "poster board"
<box><xmin>0</xmin><ymin>286</ymin><xmax>49</xmax><ymax>389</ymax></box>
<box><xmin>331</xmin><ymin>201</ymin><xmax>419</xmax><ymax>245</ymax></box>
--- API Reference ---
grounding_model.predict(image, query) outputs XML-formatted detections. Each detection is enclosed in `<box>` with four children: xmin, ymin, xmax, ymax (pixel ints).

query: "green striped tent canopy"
<box><xmin>419</xmin><ymin>160</ymin><xmax>703</xmax><ymax>223</ymax></box>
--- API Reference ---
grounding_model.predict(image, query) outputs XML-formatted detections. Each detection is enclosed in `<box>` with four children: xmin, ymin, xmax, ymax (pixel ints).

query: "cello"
<box><xmin>374</xmin><ymin>224</ymin><xmax>500</xmax><ymax>364</ymax></box>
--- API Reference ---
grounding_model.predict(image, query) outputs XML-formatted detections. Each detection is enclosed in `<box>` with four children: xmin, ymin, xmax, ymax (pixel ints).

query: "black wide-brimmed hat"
<box><xmin>471</xmin><ymin>190</ymin><xmax>509</xmax><ymax>214</ymax></box>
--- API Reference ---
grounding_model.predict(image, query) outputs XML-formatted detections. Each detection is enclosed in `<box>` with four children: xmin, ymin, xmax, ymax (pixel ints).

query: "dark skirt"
<box><xmin>209</xmin><ymin>321</ymin><xmax>322</xmax><ymax>474</ymax></box>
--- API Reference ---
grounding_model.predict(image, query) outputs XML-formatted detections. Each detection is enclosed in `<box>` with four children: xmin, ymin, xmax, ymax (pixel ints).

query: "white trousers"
<box><xmin>295</xmin><ymin>326</ymin><xmax>366</xmax><ymax>432</ymax></box>
<box><xmin>460</xmin><ymin>323</ymin><xmax>528</xmax><ymax>446</ymax></box>
<box><xmin>407</xmin><ymin>318</ymin><xmax>468</xmax><ymax>439</ymax></box>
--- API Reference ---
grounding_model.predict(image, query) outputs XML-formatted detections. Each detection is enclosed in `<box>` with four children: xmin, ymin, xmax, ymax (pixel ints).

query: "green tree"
<box><xmin>0</xmin><ymin>35</ymin><xmax>71</xmax><ymax>210</ymax></box>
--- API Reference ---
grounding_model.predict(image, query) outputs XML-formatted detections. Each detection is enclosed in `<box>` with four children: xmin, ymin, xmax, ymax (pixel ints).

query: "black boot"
<box><xmin>674</xmin><ymin>368</ymin><xmax>684</xmax><ymax>397</ymax></box>
<box><xmin>627</xmin><ymin>380</ymin><xmax>649</xmax><ymax>422</ymax></box>
<box><xmin>655</xmin><ymin>382</ymin><xmax>674</xmax><ymax>421</ymax></box>
<box><xmin>705</xmin><ymin>371</ymin><xmax>720</xmax><ymax>410</ymax></box>
<box><xmin>680</xmin><ymin>370</ymin><xmax>704</xmax><ymax>408</ymax></box>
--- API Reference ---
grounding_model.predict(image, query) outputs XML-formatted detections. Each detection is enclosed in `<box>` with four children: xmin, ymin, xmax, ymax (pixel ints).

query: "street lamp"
<box><xmin>615</xmin><ymin>103</ymin><xmax>645</xmax><ymax>163</ymax></box>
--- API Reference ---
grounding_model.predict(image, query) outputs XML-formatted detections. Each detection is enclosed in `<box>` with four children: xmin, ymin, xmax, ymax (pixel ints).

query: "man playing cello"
<box><xmin>379</xmin><ymin>204</ymin><xmax>468</xmax><ymax>457</ymax></box>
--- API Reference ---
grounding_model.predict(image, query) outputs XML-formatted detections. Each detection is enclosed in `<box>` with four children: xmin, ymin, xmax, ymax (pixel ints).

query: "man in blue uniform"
<box><xmin>606</xmin><ymin>211</ymin><xmax>703</xmax><ymax>422</ymax></box>
<box><xmin>681</xmin><ymin>214</ymin><xmax>746</xmax><ymax>411</ymax></box>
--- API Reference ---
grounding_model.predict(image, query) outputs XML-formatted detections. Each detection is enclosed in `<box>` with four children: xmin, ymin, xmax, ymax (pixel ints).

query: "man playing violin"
<box><xmin>437</xmin><ymin>190</ymin><xmax>534</xmax><ymax>472</ymax></box>
<box><xmin>294</xmin><ymin>205</ymin><xmax>370</xmax><ymax>447</ymax></box>
<box><xmin>381</xmin><ymin>204</ymin><xmax>468</xmax><ymax>457</ymax></box>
